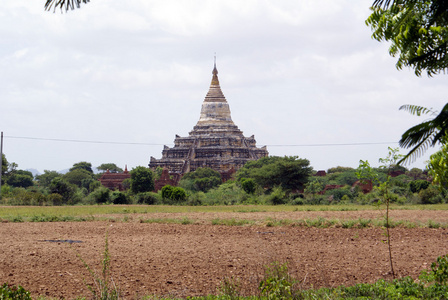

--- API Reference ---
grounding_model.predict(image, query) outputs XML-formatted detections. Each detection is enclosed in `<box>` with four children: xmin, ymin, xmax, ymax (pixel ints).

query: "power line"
<box><xmin>4</xmin><ymin>135</ymin><xmax>397</xmax><ymax>148</ymax></box>
<box><xmin>4</xmin><ymin>135</ymin><xmax>165</xmax><ymax>146</ymax></box>
<box><xmin>267</xmin><ymin>142</ymin><xmax>398</xmax><ymax>147</ymax></box>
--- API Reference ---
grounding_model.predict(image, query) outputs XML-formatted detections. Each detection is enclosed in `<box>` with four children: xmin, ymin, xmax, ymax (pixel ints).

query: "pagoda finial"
<box><xmin>211</xmin><ymin>54</ymin><xmax>219</xmax><ymax>85</ymax></box>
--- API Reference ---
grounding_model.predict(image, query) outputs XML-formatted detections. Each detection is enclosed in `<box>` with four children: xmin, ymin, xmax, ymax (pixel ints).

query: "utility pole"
<box><xmin>0</xmin><ymin>132</ymin><xmax>3</xmax><ymax>198</ymax></box>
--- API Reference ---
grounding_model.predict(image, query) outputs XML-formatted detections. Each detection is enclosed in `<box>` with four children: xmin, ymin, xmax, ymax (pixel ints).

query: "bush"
<box><xmin>8</xmin><ymin>188</ymin><xmax>47</xmax><ymax>206</ymax></box>
<box><xmin>0</xmin><ymin>283</ymin><xmax>31</xmax><ymax>300</ymax></box>
<box><xmin>111</xmin><ymin>191</ymin><xmax>129</xmax><ymax>204</ymax></box>
<box><xmin>410</xmin><ymin>180</ymin><xmax>430</xmax><ymax>193</ymax></box>
<box><xmin>186</xmin><ymin>192</ymin><xmax>205</xmax><ymax>206</ymax></box>
<box><xmin>325</xmin><ymin>186</ymin><xmax>352</xmax><ymax>201</ymax></box>
<box><xmin>161</xmin><ymin>185</ymin><xmax>174</xmax><ymax>199</ymax></box>
<box><xmin>240</xmin><ymin>178</ymin><xmax>257</xmax><ymax>194</ymax></box>
<box><xmin>47</xmin><ymin>193</ymin><xmax>63</xmax><ymax>206</ymax></box>
<box><xmin>161</xmin><ymin>185</ymin><xmax>187</xmax><ymax>203</ymax></box>
<box><xmin>49</xmin><ymin>177</ymin><xmax>75</xmax><ymax>203</ymax></box>
<box><xmin>267</xmin><ymin>186</ymin><xmax>287</xmax><ymax>205</ymax></box>
<box><xmin>89</xmin><ymin>187</ymin><xmax>111</xmax><ymax>204</ymax></box>
<box><xmin>419</xmin><ymin>185</ymin><xmax>442</xmax><ymax>204</ymax></box>
<box><xmin>390</xmin><ymin>174</ymin><xmax>413</xmax><ymax>188</ymax></box>
<box><xmin>134</xmin><ymin>192</ymin><xmax>160</xmax><ymax>205</ymax></box>
<box><xmin>6</xmin><ymin>173</ymin><xmax>34</xmax><ymax>188</ymax></box>
<box><xmin>259</xmin><ymin>262</ymin><xmax>297</xmax><ymax>299</ymax></box>
<box><xmin>180</xmin><ymin>168</ymin><xmax>222</xmax><ymax>192</ymax></box>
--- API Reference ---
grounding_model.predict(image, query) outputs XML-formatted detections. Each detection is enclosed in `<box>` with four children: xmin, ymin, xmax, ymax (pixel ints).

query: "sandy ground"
<box><xmin>0</xmin><ymin>210</ymin><xmax>447</xmax><ymax>299</ymax></box>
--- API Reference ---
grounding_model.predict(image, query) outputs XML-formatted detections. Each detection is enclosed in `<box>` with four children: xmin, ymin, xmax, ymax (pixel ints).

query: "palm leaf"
<box><xmin>398</xmin><ymin>102</ymin><xmax>448</xmax><ymax>165</ymax></box>
<box><xmin>45</xmin><ymin>0</ymin><xmax>90</xmax><ymax>12</ymax></box>
<box><xmin>399</xmin><ymin>104</ymin><xmax>436</xmax><ymax>116</ymax></box>
<box><xmin>398</xmin><ymin>120</ymin><xmax>436</xmax><ymax>162</ymax></box>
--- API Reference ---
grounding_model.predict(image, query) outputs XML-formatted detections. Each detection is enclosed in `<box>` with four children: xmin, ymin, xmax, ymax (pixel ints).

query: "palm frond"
<box><xmin>372</xmin><ymin>0</ymin><xmax>395</xmax><ymax>9</ymax></box>
<box><xmin>45</xmin><ymin>0</ymin><xmax>90</xmax><ymax>13</ymax></box>
<box><xmin>399</xmin><ymin>120</ymin><xmax>436</xmax><ymax>147</ymax></box>
<box><xmin>398</xmin><ymin>135</ymin><xmax>435</xmax><ymax>165</ymax></box>
<box><xmin>398</xmin><ymin>102</ymin><xmax>448</xmax><ymax>165</ymax></box>
<box><xmin>399</xmin><ymin>104</ymin><xmax>436</xmax><ymax>116</ymax></box>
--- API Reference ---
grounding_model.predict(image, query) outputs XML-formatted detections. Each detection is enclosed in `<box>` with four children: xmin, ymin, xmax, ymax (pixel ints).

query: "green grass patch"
<box><xmin>138</xmin><ymin>217</ymin><xmax>195</xmax><ymax>225</ymax></box>
<box><xmin>211</xmin><ymin>218</ymin><xmax>254</xmax><ymax>226</ymax></box>
<box><xmin>2</xmin><ymin>203</ymin><xmax>447</xmax><ymax>221</ymax></box>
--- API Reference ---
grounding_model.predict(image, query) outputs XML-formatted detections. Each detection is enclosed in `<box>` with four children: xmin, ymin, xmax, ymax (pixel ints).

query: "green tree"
<box><xmin>111</xmin><ymin>191</ymin><xmax>129</xmax><ymax>204</ymax></box>
<box><xmin>89</xmin><ymin>186</ymin><xmax>111</xmax><ymax>204</ymax></box>
<box><xmin>427</xmin><ymin>143</ymin><xmax>448</xmax><ymax>196</ymax></box>
<box><xmin>367</xmin><ymin>0</ymin><xmax>448</xmax><ymax>164</ymax></box>
<box><xmin>97</xmin><ymin>163</ymin><xmax>123</xmax><ymax>174</ymax></box>
<box><xmin>130</xmin><ymin>166</ymin><xmax>154</xmax><ymax>194</ymax></box>
<box><xmin>356</xmin><ymin>147</ymin><xmax>404</xmax><ymax>279</ymax></box>
<box><xmin>367</xmin><ymin>0</ymin><xmax>448</xmax><ymax>76</ymax></box>
<box><xmin>1</xmin><ymin>154</ymin><xmax>17</xmax><ymax>185</ymax></box>
<box><xmin>240</xmin><ymin>178</ymin><xmax>257</xmax><ymax>194</ymax></box>
<box><xmin>161</xmin><ymin>185</ymin><xmax>173</xmax><ymax>198</ymax></box>
<box><xmin>409</xmin><ymin>179</ymin><xmax>430</xmax><ymax>193</ymax></box>
<box><xmin>304</xmin><ymin>180</ymin><xmax>323</xmax><ymax>199</ymax></box>
<box><xmin>63</xmin><ymin>168</ymin><xmax>94</xmax><ymax>187</ymax></box>
<box><xmin>36</xmin><ymin>170</ymin><xmax>61</xmax><ymax>188</ymax></box>
<box><xmin>179</xmin><ymin>168</ymin><xmax>222</xmax><ymax>193</ymax></box>
<box><xmin>70</xmin><ymin>161</ymin><xmax>93</xmax><ymax>174</ymax></box>
<box><xmin>237</xmin><ymin>156</ymin><xmax>313</xmax><ymax>192</ymax></box>
<box><xmin>6</xmin><ymin>170</ymin><xmax>34</xmax><ymax>188</ymax></box>
<box><xmin>1</xmin><ymin>154</ymin><xmax>7</xmax><ymax>182</ymax></box>
<box><xmin>327</xmin><ymin>166</ymin><xmax>354</xmax><ymax>174</ymax></box>
<box><xmin>49</xmin><ymin>177</ymin><xmax>75</xmax><ymax>203</ymax></box>
<box><xmin>406</xmin><ymin>167</ymin><xmax>427</xmax><ymax>180</ymax></box>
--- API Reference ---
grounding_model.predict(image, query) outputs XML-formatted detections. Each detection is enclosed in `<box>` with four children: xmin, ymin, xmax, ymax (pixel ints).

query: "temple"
<box><xmin>149</xmin><ymin>62</ymin><xmax>268</xmax><ymax>181</ymax></box>
<box><xmin>98</xmin><ymin>166</ymin><xmax>131</xmax><ymax>191</ymax></box>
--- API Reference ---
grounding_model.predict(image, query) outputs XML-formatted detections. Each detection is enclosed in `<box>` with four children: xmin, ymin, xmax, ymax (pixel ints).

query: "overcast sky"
<box><xmin>1</xmin><ymin>0</ymin><xmax>446</xmax><ymax>174</ymax></box>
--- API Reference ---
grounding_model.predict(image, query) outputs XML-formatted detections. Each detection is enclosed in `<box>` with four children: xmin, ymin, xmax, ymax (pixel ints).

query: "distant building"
<box><xmin>98</xmin><ymin>166</ymin><xmax>130</xmax><ymax>191</ymax></box>
<box><xmin>315</xmin><ymin>170</ymin><xmax>327</xmax><ymax>177</ymax></box>
<box><xmin>149</xmin><ymin>62</ymin><xmax>268</xmax><ymax>182</ymax></box>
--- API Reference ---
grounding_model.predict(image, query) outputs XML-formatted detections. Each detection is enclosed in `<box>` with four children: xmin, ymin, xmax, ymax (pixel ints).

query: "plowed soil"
<box><xmin>0</xmin><ymin>210</ymin><xmax>447</xmax><ymax>299</ymax></box>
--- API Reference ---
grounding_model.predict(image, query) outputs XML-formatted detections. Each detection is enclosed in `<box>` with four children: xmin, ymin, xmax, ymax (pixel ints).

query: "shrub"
<box><xmin>410</xmin><ymin>180</ymin><xmax>430</xmax><ymax>193</ymax></box>
<box><xmin>259</xmin><ymin>262</ymin><xmax>297</xmax><ymax>299</ymax></box>
<box><xmin>89</xmin><ymin>187</ymin><xmax>111</xmax><ymax>204</ymax></box>
<box><xmin>219</xmin><ymin>276</ymin><xmax>241</xmax><ymax>299</ymax></box>
<box><xmin>161</xmin><ymin>185</ymin><xmax>175</xmax><ymax>199</ymax></box>
<box><xmin>0</xmin><ymin>283</ymin><xmax>31</xmax><ymax>300</ymax></box>
<box><xmin>134</xmin><ymin>192</ymin><xmax>159</xmax><ymax>205</ymax></box>
<box><xmin>161</xmin><ymin>186</ymin><xmax>187</xmax><ymax>203</ymax></box>
<box><xmin>8</xmin><ymin>188</ymin><xmax>47</xmax><ymax>206</ymax></box>
<box><xmin>179</xmin><ymin>167</ymin><xmax>222</xmax><ymax>192</ymax></box>
<box><xmin>47</xmin><ymin>193</ymin><xmax>63</xmax><ymax>206</ymax></box>
<box><xmin>267</xmin><ymin>186</ymin><xmax>287</xmax><ymax>205</ymax></box>
<box><xmin>186</xmin><ymin>192</ymin><xmax>205</xmax><ymax>206</ymax></box>
<box><xmin>240</xmin><ymin>178</ymin><xmax>257</xmax><ymax>194</ymax></box>
<box><xmin>325</xmin><ymin>186</ymin><xmax>352</xmax><ymax>201</ymax></box>
<box><xmin>390</xmin><ymin>174</ymin><xmax>413</xmax><ymax>188</ymax></box>
<box><xmin>419</xmin><ymin>185</ymin><xmax>441</xmax><ymax>204</ymax></box>
<box><xmin>49</xmin><ymin>177</ymin><xmax>75</xmax><ymax>203</ymax></box>
<box><xmin>171</xmin><ymin>187</ymin><xmax>187</xmax><ymax>202</ymax></box>
<box><xmin>111</xmin><ymin>191</ymin><xmax>129</xmax><ymax>204</ymax></box>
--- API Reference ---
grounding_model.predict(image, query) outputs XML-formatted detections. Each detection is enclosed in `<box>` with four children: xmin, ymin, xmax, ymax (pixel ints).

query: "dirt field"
<box><xmin>0</xmin><ymin>210</ymin><xmax>447</xmax><ymax>299</ymax></box>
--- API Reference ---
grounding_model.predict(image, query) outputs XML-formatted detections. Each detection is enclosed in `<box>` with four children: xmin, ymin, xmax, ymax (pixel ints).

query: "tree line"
<box><xmin>1</xmin><ymin>153</ymin><xmax>446</xmax><ymax>206</ymax></box>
